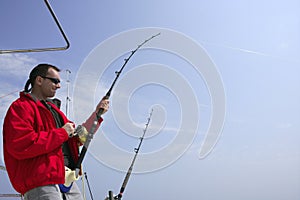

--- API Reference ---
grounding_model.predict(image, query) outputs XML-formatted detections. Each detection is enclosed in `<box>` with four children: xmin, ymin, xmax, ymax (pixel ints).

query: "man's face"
<box><xmin>39</xmin><ymin>67</ymin><xmax>61</xmax><ymax>99</ymax></box>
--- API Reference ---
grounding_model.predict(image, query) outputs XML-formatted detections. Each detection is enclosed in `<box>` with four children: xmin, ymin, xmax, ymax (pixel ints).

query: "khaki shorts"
<box><xmin>24</xmin><ymin>183</ymin><xmax>82</xmax><ymax>200</ymax></box>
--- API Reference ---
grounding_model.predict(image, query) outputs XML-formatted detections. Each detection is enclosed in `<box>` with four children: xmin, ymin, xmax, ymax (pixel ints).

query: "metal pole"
<box><xmin>65</xmin><ymin>69</ymin><xmax>71</xmax><ymax>118</ymax></box>
<box><xmin>0</xmin><ymin>0</ymin><xmax>70</xmax><ymax>54</ymax></box>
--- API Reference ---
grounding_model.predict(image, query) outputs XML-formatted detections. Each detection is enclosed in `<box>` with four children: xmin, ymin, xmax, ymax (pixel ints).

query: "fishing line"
<box><xmin>0</xmin><ymin>90</ymin><xmax>20</xmax><ymax>99</ymax></box>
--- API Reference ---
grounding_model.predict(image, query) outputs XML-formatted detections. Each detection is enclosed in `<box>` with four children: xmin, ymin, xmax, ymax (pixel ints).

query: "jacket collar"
<box><xmin>20</xmin><ymin>91</ymin><xmax>61</xmax><ymax>109</ymax></box>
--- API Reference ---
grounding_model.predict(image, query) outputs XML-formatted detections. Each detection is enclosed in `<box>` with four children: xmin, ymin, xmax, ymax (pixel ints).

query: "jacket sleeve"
<box><xmin>81</xmin><ymin>111</ymin><xmax>103</xmax><ymax>134</ymax></box>
<box><xmin>3</xmin><ymin>102</ymin><xmax>69</xmax><ymax>160</ymax></box>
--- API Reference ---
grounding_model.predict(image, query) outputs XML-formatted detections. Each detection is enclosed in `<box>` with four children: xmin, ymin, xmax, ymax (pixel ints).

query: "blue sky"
<box><xmin>1</xmin><ymin>0</ymin><xmax>300</xmax><ymax>199</ymax></box>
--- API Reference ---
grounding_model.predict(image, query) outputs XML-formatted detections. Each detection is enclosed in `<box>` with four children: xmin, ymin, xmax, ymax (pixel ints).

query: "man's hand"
<box><xmin>62</xmin><ymin>122</ymin><xmax>75</xmax><ymax>137</ymax></box>
<box><xmin>96</xmin><ymin>97</ymin><xmax>109</xmax><ymax>115</ymax></box>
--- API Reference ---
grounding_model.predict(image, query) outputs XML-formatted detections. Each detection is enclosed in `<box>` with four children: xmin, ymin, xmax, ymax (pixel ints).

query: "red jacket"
<box><xmin>3</xmin><ymin>92</ymin><xmax>102</xmax><ymax>194</ymax></box>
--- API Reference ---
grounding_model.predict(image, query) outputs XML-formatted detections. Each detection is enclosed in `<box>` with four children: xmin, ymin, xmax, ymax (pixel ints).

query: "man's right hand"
<box><xmin>62</xmin><ymin>122</ymin><xmax>75</xmax><ymax>137</ymax></box>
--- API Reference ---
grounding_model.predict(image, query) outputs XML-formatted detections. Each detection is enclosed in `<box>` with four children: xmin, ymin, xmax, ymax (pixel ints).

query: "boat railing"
<box><xmin>0</xmin><ymin>165</ymin><xmax>23</xmax><ymax>199</ymax></box>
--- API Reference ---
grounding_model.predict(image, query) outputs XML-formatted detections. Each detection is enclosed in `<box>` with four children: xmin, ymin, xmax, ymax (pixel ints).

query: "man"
<box><xmin>3</xmin><ymin>63</ymin><xmax>109</xmax><ymax>200</ymax></box>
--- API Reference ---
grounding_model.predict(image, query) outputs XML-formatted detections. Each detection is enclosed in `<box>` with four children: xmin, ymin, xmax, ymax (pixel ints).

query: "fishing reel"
<box><xmin>74</xmin><ymin>125</ymin><xmax>89</xmax><ymax>143</ymax></box>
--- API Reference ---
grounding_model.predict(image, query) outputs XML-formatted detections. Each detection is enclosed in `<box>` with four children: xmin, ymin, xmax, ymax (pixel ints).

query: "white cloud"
<box><xmin>0</xmin><ymin>54</ymin><xmax>37</xmax><ymax>73</ymax></box>
<box><xmin>0</xmin><ymin>54</ymin><xmax>38</xmax><ymax>119</ymax></box>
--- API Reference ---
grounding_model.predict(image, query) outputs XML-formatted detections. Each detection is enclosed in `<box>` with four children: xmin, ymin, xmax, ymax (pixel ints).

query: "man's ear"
<box><xmin>35</xmin><ymin>76</ymin><xmax>43</xmax><ymax>86</ymax></box>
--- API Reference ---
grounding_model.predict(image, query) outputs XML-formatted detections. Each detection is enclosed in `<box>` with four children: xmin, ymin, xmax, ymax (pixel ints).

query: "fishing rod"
<box><xmin>106</xmin><ymin>109</ymin><xmax>154</xmax><ymax>200</ymax></box>
<box><xmin>74</xmin><ymin>32</ymin><xmax>160</xmax><ymax>177</ymax></box>
<box><xmin>84</xmin><ymin>172</ymin><xmax>94</xmax><ymax>200</ymax></box>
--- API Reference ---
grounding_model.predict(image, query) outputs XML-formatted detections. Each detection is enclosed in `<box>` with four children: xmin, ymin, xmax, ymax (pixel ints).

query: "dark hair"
<box><xmin>24</xmin><ymin>63</ymin><xmax>61</xmax><ymax>92</ymax></box>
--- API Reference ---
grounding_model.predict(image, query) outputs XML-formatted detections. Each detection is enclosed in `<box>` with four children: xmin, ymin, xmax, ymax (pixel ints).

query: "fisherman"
<box><xmin>2</xmin><ymin>63</ymin><xmax>109</xmax><ymax>200</ymax></box>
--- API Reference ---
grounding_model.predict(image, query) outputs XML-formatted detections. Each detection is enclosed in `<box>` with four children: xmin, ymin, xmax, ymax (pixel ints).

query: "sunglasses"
<box><xmin>41</xmin><ymin>76</ymin><xmax>61</xmax><ymax>84</ymax></box>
